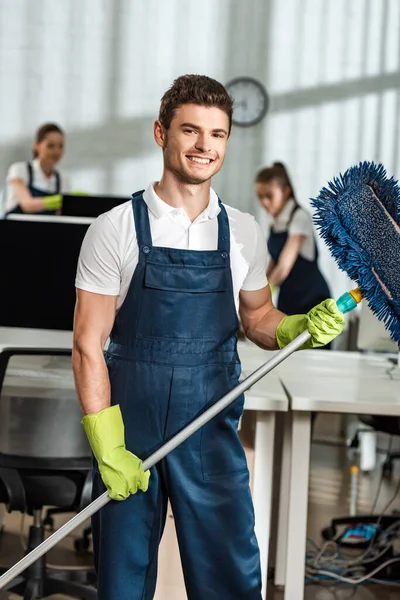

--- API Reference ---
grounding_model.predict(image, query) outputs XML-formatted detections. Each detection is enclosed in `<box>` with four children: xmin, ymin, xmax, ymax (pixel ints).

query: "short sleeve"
<box><xmin>75</xmin><ymin>214</ymin><xmax>122</xmax><ymax>296</ymax></box>
<box><xmin>241</xmin><ymin>219</ymin><xmax>269</xmax><ymax>291</ymax></box>
<box><xmin>288</xmin><ymin>208</ymin><xmax>313</xmax><ymax>238</ymax></box>
<box><xmin>7</xmin><ymin>162</ymin><xmax>29</xmax><ymax>183</ymax></box>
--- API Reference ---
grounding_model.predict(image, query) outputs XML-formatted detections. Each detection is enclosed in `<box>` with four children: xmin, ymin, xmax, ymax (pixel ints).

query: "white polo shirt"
<box><xmin>5</xmin><ymin>159</ymin><xmax>67</xmax><ymax>213</ymax></box>
<box><xmin>75</xmin><ymin>183</ymin><xmax>268</xmax><ymax>313</ymax></box>
<box><xmin>270</xmin><ymin>198</ymin><xmax>316</xmax><ymax>261</ymax></box>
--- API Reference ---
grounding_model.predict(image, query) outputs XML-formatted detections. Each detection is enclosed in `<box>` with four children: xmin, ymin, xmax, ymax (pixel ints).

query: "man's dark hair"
<box><xmin>159</xmin><ymin>74</ymin><xmax>233</xmax><ymax>133</ymax></box>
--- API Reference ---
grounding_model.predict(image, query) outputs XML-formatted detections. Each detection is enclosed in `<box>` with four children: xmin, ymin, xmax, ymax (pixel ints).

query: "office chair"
<box><xmin>321</xmin><ymin>414</ymin><xmax>400</xmax><ymax>546</ymax></box>
<box><xmin>0</xmin><ymin>347</ymin><xmax>96</xmax><ymax>599</ymax></box>
<box><xmin>43</xmin><ymin>508</ymin><xmax>92</xmax><ymax>552</ymax></box>
<box><xmin>360</xmin><ymin>415</ymin><xmax>400</xmax><ymax>477</ymax></box>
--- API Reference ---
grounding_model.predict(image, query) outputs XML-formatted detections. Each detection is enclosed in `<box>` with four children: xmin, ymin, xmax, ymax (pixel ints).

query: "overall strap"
<box><xmin>131</xmin><ymin>191</ymin><xmax>152</xmax><ymax>249</ymax></box>
<box><xmin>216</xmin><ymin>199</ymin><xmax>230</xmax><ymax>253</ymax></box>
<box><xmin>287</xmin><ymin>202</ymin><xmax>300</xmax><ymax>226</ymax></box>
<box><xmin>54</xmin><ymin>170</ymin><xmax>61</xmax><ymax>194</ymax></box>
<box><xmin>27</xmin><ymin>163</ymin><xmax>33</xmax><ymax>188</ymax></box>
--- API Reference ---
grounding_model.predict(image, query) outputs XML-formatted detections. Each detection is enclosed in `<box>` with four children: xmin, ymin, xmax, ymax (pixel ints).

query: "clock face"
<box><xmin>226</xmin><ymin>77</ymin><xmax>269</xmax><ymax>127</ymax></box>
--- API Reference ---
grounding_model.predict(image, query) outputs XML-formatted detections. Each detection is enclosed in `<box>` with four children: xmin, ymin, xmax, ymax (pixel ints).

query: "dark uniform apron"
<box><xmin>91</xmin><ymin>192</ymin><xmax>262</xmax><ymax>600</ymax></box>
<box><xmin>267</xmin><ymin>204</ymin><xmax>330</xmax><ymax>315</ymax></box>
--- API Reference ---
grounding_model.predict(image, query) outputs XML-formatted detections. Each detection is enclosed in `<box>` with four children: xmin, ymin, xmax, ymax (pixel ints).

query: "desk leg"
<box><xmin>284</xmin><ymin>411</ymin><xmax>311</xmax><ymax>600</ymax></box>
<box><xmin>274</xmin><ymin>410</ymin><xmax>292</xmax><ymax>587</ymax></box>
<box><xmin>253</xmin><ymin>411</ymin><xmax>276</xmax><ymax>600</ymax></box>
<box><xmin>360</xmin><ymin>428</ymin><xmax>377</xmax><ymax>472</ymax></box>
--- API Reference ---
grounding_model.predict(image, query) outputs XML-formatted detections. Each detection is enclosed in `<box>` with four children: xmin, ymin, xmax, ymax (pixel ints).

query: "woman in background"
<box><xmin>256</xmin><ymin>161</ymin><xmax>331</xmax><ymax>316</ymax></box>
<box><xmin>5</xmin><ymin>123</ymin><xmax>67</xmax><ymax>215</ymax></box>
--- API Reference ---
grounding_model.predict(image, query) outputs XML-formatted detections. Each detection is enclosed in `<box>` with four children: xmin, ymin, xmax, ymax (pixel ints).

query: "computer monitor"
<box><xmin>357</xmin><ymin>301</ymin><xmax>399</xmax><ymax>352</ymax></box>
<box><xmin>0</xmin><ymin>216</ymin><xmax>90</xmax><ymax>331</ymax></box>
<box><xmin>61</xmin><ymin>194</ymin><xmax>129</xmax><ymax>218</ymax></box>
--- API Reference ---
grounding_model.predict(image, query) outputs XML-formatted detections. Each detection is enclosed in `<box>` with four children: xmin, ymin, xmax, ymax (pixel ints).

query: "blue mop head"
<box><xmin>311</xmin><ymin>161</ymin><xmax>400</xmax><ymax>345</ymax></box>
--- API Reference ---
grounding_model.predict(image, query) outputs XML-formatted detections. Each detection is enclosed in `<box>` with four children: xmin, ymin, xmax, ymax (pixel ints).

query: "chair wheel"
<box><xmin>321</xmin><ymin>525</ymin><xmax>337</xmax><ymax>541</ymax></box>
<box><xmin>74</xmin><ymin>536</ymin><xmax>90</xmax><ymax>553</ymax></box>
<box><xmin>43</xmin><ymin>515</ymin><xmax>55</xmax><ymax>530</ymax></box>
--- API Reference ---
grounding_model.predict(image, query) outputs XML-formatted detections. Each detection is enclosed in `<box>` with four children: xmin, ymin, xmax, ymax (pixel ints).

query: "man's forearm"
<box><xmin>72</xmin><ymin>345</ymin><xmax>111</xmax><ymax>415</ymax></box>
<box><xmin>244</xmin><ymin>307</ymin><xmax>285</xmax><ymax>351</ymax></box>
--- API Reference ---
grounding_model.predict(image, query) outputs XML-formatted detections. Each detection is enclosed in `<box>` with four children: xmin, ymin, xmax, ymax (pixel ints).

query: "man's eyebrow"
<box><xmin>180</xmin><ymin>122</ymin><xmax>228</xmax><ymax>135</ymax></box>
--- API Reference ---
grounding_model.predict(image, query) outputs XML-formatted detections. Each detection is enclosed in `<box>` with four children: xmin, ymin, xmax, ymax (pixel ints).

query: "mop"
<box><xmin>0</xmin><ymin>162</ymin><xmax>399</xmax><ymax>590</ymax></box>
<box><xmin>311</xmin><ymin>161</ymin><xmax>400</xmax><ymax>344</ymax></box>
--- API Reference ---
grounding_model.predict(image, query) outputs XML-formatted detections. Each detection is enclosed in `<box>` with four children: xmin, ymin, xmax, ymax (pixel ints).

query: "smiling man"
<box><xmin>73</xmin><ymin>74</ymin><xmax>345</xmax><ymax>600</ymax></box>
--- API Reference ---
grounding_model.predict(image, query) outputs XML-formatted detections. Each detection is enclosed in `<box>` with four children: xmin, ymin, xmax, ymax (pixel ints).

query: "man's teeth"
<box><xmin>188</xmin><ymin>157</ymin><xmax>211</xmax><ymax>164</ymax></box>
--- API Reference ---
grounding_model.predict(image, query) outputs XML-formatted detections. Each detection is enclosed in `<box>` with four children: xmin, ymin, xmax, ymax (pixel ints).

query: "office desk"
<box><xmin>278</xmin><ymin>356</ymin><xmax>400</xmax><ymax>600</ymax></box>
<box><xmin>241</xmin><ymin>345</ymin><xmax>395</xmax><ymax>380</ymax></box>
<box><xmin>0</xmin><ymin>327</ymin><xmax>73</xmax><ymax>351</ymax></box>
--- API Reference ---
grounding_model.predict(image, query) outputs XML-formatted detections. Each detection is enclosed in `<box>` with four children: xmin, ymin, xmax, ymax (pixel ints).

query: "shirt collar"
<box><xmin>143</xmin><ymin>182</ymin><xmax>221</xmax><ymax>220</ymax></box>
<box><xmin>31</xmin><ymin>158</ymin><xmax>55</xmax><ymax>180</ymax></box>
<box><xmin>273</xmin><ymin>197</ymin><xmax>296</xmax><ymax>228</ymax></box>
<box><xmin>32</xmin><ymin>158</ymin><xmax>44</xmax><ymax>177</ymax></box>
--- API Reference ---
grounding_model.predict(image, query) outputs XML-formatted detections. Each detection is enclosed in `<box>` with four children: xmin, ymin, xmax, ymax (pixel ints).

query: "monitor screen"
<box><xmin>61</xmin><ymin>194</ymin><xmax>129</xmax><ymax>218</ymax></box>
<box><xmin>0</xmin><ymin>218</ymin><xmax>89</xmax><ymax>331</ymax></box>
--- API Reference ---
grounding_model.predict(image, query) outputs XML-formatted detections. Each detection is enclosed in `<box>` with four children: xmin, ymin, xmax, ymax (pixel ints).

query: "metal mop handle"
<box><xmin>0</xmin><ymin>330</ymin><xmax>310</xmax><ymax>590</ymax></box>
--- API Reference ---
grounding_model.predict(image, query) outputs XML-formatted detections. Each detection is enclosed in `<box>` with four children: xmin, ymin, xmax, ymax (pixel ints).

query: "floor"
<box><xmin>1</xmin><ymin>414</ymin><xmax>399</xmax><ymax>599</ymax></box>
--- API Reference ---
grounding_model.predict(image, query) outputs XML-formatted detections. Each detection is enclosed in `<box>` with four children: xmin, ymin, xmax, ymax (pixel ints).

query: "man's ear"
<box><xmin>154</xmin><ymin>120</ymin><xmax>166</xmax><ymax>148</ymax></box>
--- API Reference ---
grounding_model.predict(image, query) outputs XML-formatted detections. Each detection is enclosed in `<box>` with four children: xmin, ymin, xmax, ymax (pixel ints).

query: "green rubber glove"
<box><xmin>71</xmin><ymin>190</ymin><xmax>89</xmax><ymax>196</ymax></box>
<box><xmin>269</xmin><ymin>283</ymin><xmax>277</xmax><ymax>295</ymax></box>
<box><xmin>43</xmin><ymin>194</ymin><xmax>62</xmax><ymax>211</ymax></box>
<box><xmin>276</xmin><ymin>298</ymin><xmax>345</xmax><ymax>350</ymax></box>
<box><xmin>82</xmin><ymin>405</ymin><xmax>150</xmax><ymax>501</ymax></box>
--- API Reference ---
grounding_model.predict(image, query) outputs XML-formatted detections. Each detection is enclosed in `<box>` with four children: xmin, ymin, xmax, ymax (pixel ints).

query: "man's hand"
<box><xmin>239</xmin><ymin>289</ymin><xmax>345</xmax><ymax>352</ymax></box>
<box><xmin>276</xmin><ymin>299</ymin><xmax>345</xmax><ymax>350</ymax></box>
<box><xmin>82</xmin><ymin>405</ymin><xmax>150</xmax><ymax>501</ymax></box>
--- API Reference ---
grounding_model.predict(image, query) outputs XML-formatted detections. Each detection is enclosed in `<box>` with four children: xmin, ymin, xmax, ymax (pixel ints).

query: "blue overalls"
<box><xmin>91</xmin><ymin>192</ymin><xmax>262</xmax><ymax>600</ymax></box>
<box><xmin>267</xmin><ymin>204</ymin><xmax>330</xmax><ymax>315</ymax></box>
<box><xmin>6</xmin><ymin>162</ymin><xmax>60</xmax><ymax>215</ymax></box>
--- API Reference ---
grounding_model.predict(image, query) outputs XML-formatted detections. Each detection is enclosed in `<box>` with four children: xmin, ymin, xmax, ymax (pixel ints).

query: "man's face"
<box><xmin>154</xmin><ymin>104</ymin><xmax>230</xmax><ymax>185</ymax></box>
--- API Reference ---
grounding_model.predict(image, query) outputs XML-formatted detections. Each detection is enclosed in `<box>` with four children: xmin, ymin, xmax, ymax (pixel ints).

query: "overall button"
<box><xmin>221</xmin><ymin>251</ymin><xmax>228</xmax><ymax>259</ymax></box>
<box><xmin>142</xmin><ymin>246</ymin><xmax>150</xmax><ymax>254</ymax></box>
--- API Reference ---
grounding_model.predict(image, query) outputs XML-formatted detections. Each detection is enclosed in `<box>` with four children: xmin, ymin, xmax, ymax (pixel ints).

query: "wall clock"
<box><xmin>226</xmin><ymin>77</ymin><xmax>269</xmax><ymax>127</ymax></box>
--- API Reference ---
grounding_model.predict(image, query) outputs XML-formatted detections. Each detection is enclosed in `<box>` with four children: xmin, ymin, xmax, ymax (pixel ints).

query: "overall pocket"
<box><xmin>200</xmin><ymin>362</ymin><xmax>247</xmax><ymax>481</ymax></box>
<box><xmin>135</xmin><ymin>261</ymin><xmax>228</xmax><ymax>342</ymax></box>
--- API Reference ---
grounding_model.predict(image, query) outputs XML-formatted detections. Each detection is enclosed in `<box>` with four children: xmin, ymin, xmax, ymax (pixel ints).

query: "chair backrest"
<box><xmin>0</xmin><ymin>349</ymin><xmax>91</xmax><ymax>512</ymax></box>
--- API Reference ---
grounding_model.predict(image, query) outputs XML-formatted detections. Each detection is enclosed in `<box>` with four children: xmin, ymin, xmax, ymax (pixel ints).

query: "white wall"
<box><xmin>264</xmin><ymin>0</ymin><xmax>400</xmax><ymax>297</ymax></box>
<box><xmin>1</xmin><ymin>0</ymin><xmax>399</xmax><ymax>299</ymax></box>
